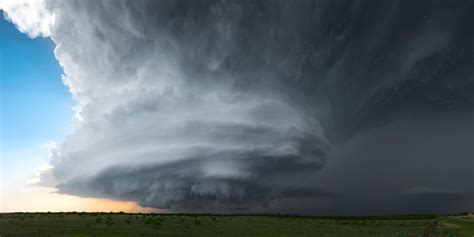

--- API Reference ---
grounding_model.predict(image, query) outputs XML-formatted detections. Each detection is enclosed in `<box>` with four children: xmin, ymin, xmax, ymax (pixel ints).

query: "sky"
<box><xmin>0</xmin><ymin>0</ymin><xmax>473</xmax><ymax>215</ymax></box>
<box><xmin>0</xmin><ymin>8</ymin><xmax>154</xmax><ymax>213</ymax></box>
<box><xmin>0</xmin><ymin>13</ymin><xmax>71</xmax><ymax>185</ymax></box>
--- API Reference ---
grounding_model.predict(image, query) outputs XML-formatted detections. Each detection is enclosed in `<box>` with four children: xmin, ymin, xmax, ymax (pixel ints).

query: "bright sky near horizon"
<box><xmin>0</xmin><ymin>12</ymin><xmax>156</xmax><ymax>213</ymax></box>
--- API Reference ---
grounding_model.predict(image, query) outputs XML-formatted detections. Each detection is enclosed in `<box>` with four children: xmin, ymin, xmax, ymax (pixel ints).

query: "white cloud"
<box><xmin>0</xmin><ymin>0</ymin><xmax>54</xmax><ymax>38</ymax></box>
<box><xmin>26</xmin><ymin>141</ymin><xmax>56</xmax><ymax>185</ymax></box>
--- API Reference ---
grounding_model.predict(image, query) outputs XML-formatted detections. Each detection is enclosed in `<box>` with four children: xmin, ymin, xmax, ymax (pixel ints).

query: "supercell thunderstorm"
<box><xmin>3</xmin><ymin>0</ymin><xmax>473</xmax><ymax>214</ymax></box>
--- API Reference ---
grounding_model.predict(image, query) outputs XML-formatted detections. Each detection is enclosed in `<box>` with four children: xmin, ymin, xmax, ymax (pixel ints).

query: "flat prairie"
<box><xmin>0</xmin><ymin>213</ymin><xmax>473</xmax><ymax>237</ymax></box>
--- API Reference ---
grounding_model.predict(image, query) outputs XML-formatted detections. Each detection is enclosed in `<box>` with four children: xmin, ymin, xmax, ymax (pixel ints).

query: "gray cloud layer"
<box><xmin>28</xmin><ymin>0</ymin><xmax>474</xmax><ymax>213</ymax></box>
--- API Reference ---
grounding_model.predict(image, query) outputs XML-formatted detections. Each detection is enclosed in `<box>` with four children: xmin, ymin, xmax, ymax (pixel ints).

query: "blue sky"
<box><xmin>1</xmin><ymin>14</ymin><xmax>74</xmax><ymax>188</ymax></box>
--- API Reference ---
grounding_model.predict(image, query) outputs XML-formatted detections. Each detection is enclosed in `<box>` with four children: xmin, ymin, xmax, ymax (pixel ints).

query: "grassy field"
<box><xmin>0</xmin><ymin>212</ymin><xmax>473</xmax><ymax>237</ymax></box>
<box><xmin>436</xmin><ymin>215</ymin><xmax>474</xmax><ymax>237</ymax></box>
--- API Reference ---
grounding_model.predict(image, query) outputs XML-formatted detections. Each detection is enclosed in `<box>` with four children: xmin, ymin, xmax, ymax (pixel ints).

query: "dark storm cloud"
<box><xmin>305</xmin><ymin>112</ymin><xmax>474</xmax><ymax>215</ymax></box>
<box><xmin>23</xmin><ymin>0</ymin><xmax>474</xmax><ymax>213</ymax></box>
<box><xmin>56</xmin><ymin>150</ymin><xmax>334</xmax><ymax>211</ymax></box>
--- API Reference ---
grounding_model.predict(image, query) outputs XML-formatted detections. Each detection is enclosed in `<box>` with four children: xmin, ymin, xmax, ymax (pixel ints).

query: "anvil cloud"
<box><xmin>3</xmin><ymin>0</ymin><xmax>474</xmax><ymax>214</ymax></box>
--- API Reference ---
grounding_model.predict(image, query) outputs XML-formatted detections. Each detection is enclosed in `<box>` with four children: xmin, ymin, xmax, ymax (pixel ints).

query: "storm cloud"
<box><xmin>4</xmin><ymin>0</ymin><xmax>474</xmax><ymax>214</ymax></box>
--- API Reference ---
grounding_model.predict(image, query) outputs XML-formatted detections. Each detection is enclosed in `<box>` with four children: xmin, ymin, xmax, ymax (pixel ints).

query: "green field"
<box><xmin>0</xmin><ymin>213</ymin><xmax>473</xmax><ymax>237</ymax></box>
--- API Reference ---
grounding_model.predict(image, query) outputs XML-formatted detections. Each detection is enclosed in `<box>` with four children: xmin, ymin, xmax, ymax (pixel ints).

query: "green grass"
<box><xmin>0</xmin><ymin>212</ymin><xmax>471</xmax><ymax>237</ymax></box>
<box><xmin>436</xmin><ymin>216</ymin><xmax>474</xmax><ymax>237</ymax></box>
